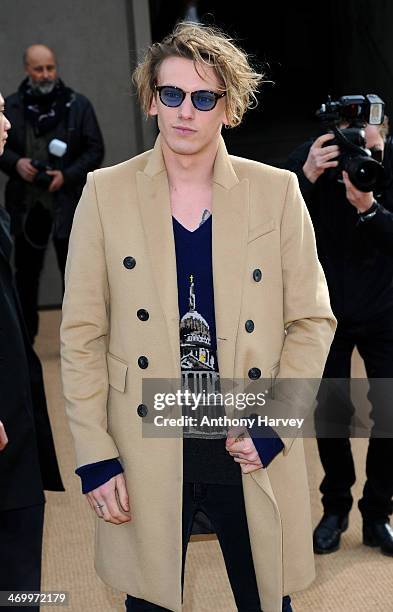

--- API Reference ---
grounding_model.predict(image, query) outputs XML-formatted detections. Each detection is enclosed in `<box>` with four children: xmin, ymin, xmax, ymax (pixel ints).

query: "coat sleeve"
<box><xmin>60</xmin><ymin>172</ymin><xmax>119</xmax><ymax>468</ymax></box>
<box><xmin>62</xmin><ymin>100</ymin><xmax>105</xmax><ymax>187</ymax></box>
<box><xmin>0</xmin><ymin>146</ymin><xmax>20</xmax><ymax>176</ymax></box>
<box><xmin>276</xmin><ymin>171</ymin><xmax>337</xmax><ymax>455</ymax></box>
<box><xmin>356</xmin><ymin>201</ymin><xmax>393</xmax><ymax>256</ymax></box>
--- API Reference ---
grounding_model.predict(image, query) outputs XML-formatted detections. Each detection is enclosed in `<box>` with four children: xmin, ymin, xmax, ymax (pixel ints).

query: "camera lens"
<box><xmin>345</xmin><ymin>156</ymin><xmax>385</xmax><ymax>192</ymax></box>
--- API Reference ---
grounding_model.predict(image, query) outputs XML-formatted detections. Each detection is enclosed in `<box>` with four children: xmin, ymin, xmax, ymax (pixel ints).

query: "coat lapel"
<box><xmin>212</xmin><ymin>139</ymin><xmax>249</xmax><ymax>379</ymax></box>
<box><xmin>136</xmin><ymin>138</ymin><xmax>181</xmax><ymax>375</ymax></box>
<box><xmin>136</xmin><ymin>135</ymin><xmax>249</xmax><ymax>380</ymax></box>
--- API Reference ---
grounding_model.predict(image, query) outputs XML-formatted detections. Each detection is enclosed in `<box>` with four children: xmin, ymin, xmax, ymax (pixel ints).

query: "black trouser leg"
<box><xmin>53</xmin><ymin>237</ymin><xmax>69</xmax><ymax>296</ymax></box>
<box><xmin>195</xmin><ymin>483</ymin><xmax>262</xmax><ymax>612</ymax></box>
<box><xmin>356</xmin><ymin>316</ymin><xmax>393</xmax><ymax>522</ymax></box>
<box><xmin>0</xmin><ymin>503</ymin><xmax>45</xmax><ymax>612</ymax></box>
<box><xmin>315</xmin><ymin>326</ymin><xmax>356</xmax><ymax>516</ymax></box>
<box><xmin>359</xmin><ymin>438</ymin><xmax>393</xmax><ymax>522</ymax></box>
<box><xmin>14</xmin><ymin>233</ymin><xmax>47</xmax><ymax>343</ymax></box>
<box><xmin>317</xmin><ymin>437</ymin><xmax>356</xmax><ymax>516</ymax></box>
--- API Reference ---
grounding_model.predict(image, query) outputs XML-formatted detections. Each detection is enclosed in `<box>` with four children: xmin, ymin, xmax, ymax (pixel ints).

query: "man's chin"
<box><xmin>162</xmin><ymin>134</ymin><xmax>205</xmax><ymax>156</ymax></box>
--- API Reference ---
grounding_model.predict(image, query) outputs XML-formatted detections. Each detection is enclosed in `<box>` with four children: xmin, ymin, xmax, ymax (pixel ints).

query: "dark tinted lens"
<box><xmin>192</xmin><ymin>91</ymin><xmax>216</xmax><ymax>111</ymax></box>
<box><xmin>160</xmin><ymin>87</ymin><xmax>184</xmax><ymax>107</ymax></box>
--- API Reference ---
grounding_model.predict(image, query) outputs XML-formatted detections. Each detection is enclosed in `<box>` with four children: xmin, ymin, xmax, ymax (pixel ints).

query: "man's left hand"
<box><xmin>226</xmin><ymin>426</ymin><xmax>263</xmax><ymax>473</ymax></box>
<box><xmin>342</xmin><ymin>170</ymin><xmax>374</xmax><ymax>213</ymax></box>
<box><xmin>46</xmin><ymin>170</ymin><xmax>64</xmax><ymax>193</ymax></box>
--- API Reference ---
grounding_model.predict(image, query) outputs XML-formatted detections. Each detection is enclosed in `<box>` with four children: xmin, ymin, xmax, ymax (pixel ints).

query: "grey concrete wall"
<box><xmin>0</xmin><ymin>0</ymin><xmax>154</xmax><ymax>306</ymax></box>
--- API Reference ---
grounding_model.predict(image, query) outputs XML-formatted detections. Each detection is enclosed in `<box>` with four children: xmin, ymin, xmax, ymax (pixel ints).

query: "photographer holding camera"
<box><xmin>286</xmin><ymin>95</ymin><xmax>393</xmax><ymax>558</ymax></box>
<box><xmin>0</xmin><ymin>44</ymin><xmax>104</xmax><ymax>342</ymax></box>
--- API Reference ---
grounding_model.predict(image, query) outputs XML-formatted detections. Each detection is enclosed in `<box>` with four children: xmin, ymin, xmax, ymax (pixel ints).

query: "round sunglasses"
<box><xmin>155</xmin><ymin>85</ymin><xmax>226</xmax><ymax>111</ymax></box>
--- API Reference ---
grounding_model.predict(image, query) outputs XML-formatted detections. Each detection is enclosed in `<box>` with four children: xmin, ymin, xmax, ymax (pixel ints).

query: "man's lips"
<box><xmin>173</xmin><ymin>126</ymin><xmax>197</xmax><ymax>134</ymax></box>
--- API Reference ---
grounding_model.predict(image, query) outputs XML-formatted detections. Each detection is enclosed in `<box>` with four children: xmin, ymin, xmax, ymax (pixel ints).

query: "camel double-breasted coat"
<box><xmin>60</xmin><ymin>135</ymin><xmax>336</xmax><ymax>612</ymax></box>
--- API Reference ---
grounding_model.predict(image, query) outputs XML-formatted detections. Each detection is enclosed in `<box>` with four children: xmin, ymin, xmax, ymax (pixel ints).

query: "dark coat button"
<box><xmin>137</xmin><ymin>309</ymin><xmax>149</xmax><ymax>321</ymax></box>
<box><xmin>138</xmin><ymin>355</ymin><xmax>149</xmax><ymax>369</ymax></box>
<box><xmin>123</xmin><ymin>256</ymin><xmax>136</xmax><ymax>269</ymax></box>
<box><xmin>253</xmin><ymin>268</ymin><xmax>262</xmax><ymax>282</ymax></box>
<box><xmin>248</xmin><ymin>367</ymin><xmax>261</xmax><ymax>379</ymax></box>
<box><xmin>245</xmin><ymin>319</ymin><xmax>255</xmax><ymax>333</ymax></box>
<box><xmin>137</xmin><ymin>404</ymin><xmax>148</xmax><ymax>417</ymax></box>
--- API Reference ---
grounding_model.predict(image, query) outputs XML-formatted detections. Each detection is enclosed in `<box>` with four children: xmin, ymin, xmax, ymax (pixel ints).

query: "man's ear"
<box><xmin>149</xmin><ymin>92</ymin><xmax>158</xmax><ymax>117</ymax></box>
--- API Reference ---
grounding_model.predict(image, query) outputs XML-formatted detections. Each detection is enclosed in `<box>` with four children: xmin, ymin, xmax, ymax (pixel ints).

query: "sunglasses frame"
<box><xmin>154</xmin><ymin>85</ymin><xmax>226</xmax><ymax>111</ymax></box>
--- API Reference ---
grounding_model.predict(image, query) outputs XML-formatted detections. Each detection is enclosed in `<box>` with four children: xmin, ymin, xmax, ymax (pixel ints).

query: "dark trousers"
<box><xmin>0</xmin><ymin>503</ymin><xmax>45</xmax><ymax>612</ymax></box>
<box><xmin>14</xmin><ymin>231</ymin><xmax>68</xmax><ymax>343</ymax></box>
<box><xmin>315</xmin><ymin>315</ymin><xmax>393</xmax><ymax>522</ymax></box>
<box><xmin>125</xmin><ymin>482</ymin><xmax>292</xmax><ymax>612</ymax></box>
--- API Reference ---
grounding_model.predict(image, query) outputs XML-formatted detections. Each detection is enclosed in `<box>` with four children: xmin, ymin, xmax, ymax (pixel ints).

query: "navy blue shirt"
<box><xmin>173</xmin><ymin>214</ymin><xmax>242</xmax><ymax>484</ymax></box>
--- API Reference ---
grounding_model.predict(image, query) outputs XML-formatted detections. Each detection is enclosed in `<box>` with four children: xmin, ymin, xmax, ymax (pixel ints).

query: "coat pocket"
<box><xmin>106</xmin><ymin>353</ymin><xmax>128</xmax><ymax>393</ymax></box>
<box><xmin>247</xmin><ymin>218</ymin><xmax>276</xmax><ymax>243</ymax></box>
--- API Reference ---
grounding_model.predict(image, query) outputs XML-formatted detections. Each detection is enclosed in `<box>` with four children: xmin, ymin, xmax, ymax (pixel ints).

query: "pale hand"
<box><xmin>46</xmin><ymin>170</ymin><xmax>64</xmax><ymax>192</ymax></box>
<box><xmin>86</xmin><ymin>473</ymin><xmax>131</xmax><ymax>524</ymax></box>
<box><xmin>0</xmin><ymin>420</ymin><xmax>8</xmax><ymax>451</ymax></box>
<box><xmin>303</xmin><ymin>133</ymin><xmax>340</xmax><ymax>183</ymax></box>
<box><xmin>16</xmin><ymin>158</ymin><xmax>38</xmax><ymax>183</ymax></box>
<box><xmin>342</xmin><ymin>170</ymin><xmax>374</xmax><ymax>212</ymax></box>
<box><xmin>226</xmin><ymin>426</ymin><xmax>263</xmax><ymax>473</ymax></box>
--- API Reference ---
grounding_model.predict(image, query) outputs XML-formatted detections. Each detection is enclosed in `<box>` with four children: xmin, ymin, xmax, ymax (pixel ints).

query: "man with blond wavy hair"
<box><xmin>61</xmin><ymin>22</ymin><xmax>336</xmax><ymax>612</ymax></box>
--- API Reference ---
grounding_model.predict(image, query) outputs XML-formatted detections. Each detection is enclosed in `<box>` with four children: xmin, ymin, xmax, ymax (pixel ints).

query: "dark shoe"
<box><xmin>363</xmin><ymin>521</ymin><xmax>393</xmax><ymax>557</ymax></box>
<box><xmin>313</xmin><ymin>513</ymin><xmax>349</xmax><ymax>554</ymax></box>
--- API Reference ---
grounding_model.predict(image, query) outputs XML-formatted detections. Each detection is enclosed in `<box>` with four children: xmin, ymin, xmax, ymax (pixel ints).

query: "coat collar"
<box><xmin>136</xmin><ymin>134</ymin><xmax>249</xmax><ymax>380</ymax></box>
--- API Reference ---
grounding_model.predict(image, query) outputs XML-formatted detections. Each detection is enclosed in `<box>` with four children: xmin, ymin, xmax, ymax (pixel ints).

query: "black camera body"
<box><xmin>31</xmin><ymin>159</ymin><xmax>53</xmax><ymax>189</ymax></box>
<box><xmin>316</xmin><ymin>94</ymin><xmax>385</xmax><ymax>192</ymax></box>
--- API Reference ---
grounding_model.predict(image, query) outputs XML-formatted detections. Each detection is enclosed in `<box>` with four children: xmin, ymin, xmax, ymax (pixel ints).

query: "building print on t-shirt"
<box><xmin>180</xmin><ymin>274</ymin><xmax>217</xmax><ymax>372</ymax></box>
<box><xmin>180</xmin><ymin>274</ymin><xmax>227</xmax><ymax>438</ymax></box>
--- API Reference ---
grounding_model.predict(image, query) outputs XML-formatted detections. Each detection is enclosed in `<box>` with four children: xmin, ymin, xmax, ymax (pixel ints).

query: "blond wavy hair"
<box><xmin>132</xmin><ymin>22</ymin><xmax>264</xmax><ymax>128</ymax></box>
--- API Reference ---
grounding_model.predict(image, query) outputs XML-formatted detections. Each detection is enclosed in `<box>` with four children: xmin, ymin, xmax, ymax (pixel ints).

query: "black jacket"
<box><xmin>286</xmin><ymin>139</ymin><xmax>393</xmax><ymax>322</ymax></box>
<box><xmin>0</xmin><ymin>82</ymin><xmax>104</xmax><ymax>239</ymax></box>
<box><xmin>0</xmin><ymin>206</ymin><xmax>64</xmax><ymax>511</ymax></box>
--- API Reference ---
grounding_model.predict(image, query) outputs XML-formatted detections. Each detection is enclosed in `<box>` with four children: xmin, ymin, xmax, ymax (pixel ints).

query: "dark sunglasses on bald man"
<box><xmin>154</xmin><ymin>85</ymin><xmax>226</xmax><ymax>111</ymax></box>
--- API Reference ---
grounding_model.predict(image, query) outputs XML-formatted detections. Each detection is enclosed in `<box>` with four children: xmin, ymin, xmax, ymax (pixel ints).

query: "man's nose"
<box><xmin>178</xmin><ymin>94</ymin><xmax>195</xmax><ymax>119</ymax></box>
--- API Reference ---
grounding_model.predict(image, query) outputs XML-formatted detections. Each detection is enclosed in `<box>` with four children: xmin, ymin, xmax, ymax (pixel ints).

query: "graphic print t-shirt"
<box><xmin>172</xmin><ymin>214</ymin><xmax>241</xmax><ymax>484</ymax></box>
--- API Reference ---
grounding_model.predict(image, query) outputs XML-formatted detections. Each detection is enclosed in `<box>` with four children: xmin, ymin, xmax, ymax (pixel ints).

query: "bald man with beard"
<box><xmin>0</xmin><ymin>44</ymin><xmax>104</xmax><ymax>342</ymax></box>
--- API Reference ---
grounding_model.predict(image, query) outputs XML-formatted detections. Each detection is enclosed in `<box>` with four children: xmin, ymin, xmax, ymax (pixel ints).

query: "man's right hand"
<box><xmin>86</xmin><ymin>473</ymin><xmax>131</xmax><ymax>524</ymax></box>
<box><xmin>16</xmin><ymin>158</ymin><xmax>38</xmax><ymax>183</ymax></box>
<box><xmin>302</xmin><ymin>133</ymin><xmax>340</xmax><ymax>183</ymax></box>
<box><xmin>0</xmin><ymin>420</ymin><xmax>8</xmax><ymax>451</ymax></box>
